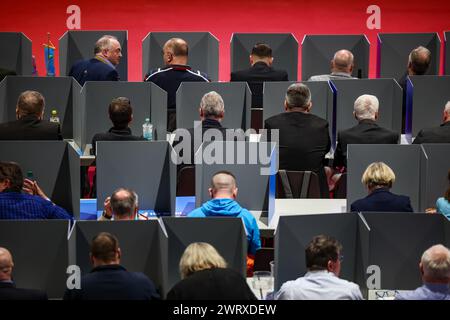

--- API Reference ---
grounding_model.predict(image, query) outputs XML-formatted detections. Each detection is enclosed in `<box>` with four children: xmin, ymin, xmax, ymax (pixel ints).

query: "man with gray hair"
<box><xmin>334</xmin><ymin>94</ymin><xmax>399</xmax><ymax>168</ymax></box>
<box><xmin>264</xmin><ymin>83</ymin><xmax>331</xmax><ymax>198</ymax></box>
<box><xmin>69</xmin><ymin>35</ymin><xmax>122</xmax><ymax>86</ymax></box>
<box><xmin>413</xmin><ymin>101</ymin><xmax>450</xmax><ymax>144</ymax></box>
<box><xmin>99</xmin><ymin>187</ymin><xmax>148</xmax><ymax>220</ymax></box>
<box><xmin>395</xmin><ymin>244</ymin><xmax>450</xmax><ymax>300</ymax></box>
<box><xmin>308</xmin><ymin>49</ymin><xmax>357</xmax><ymax>81</ymax></box>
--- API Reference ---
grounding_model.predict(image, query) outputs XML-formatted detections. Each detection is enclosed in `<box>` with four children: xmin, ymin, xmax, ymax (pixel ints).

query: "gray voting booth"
<box><xmin>445</xmin><ymin>32</ymin><xmax>450</xmax><ymax>75</ymax></box>
<box><xmin>162</xmin><ymin>217</ymin><xmax>247</xmax><ymax>296</ymax></box>
<box><xmin>70</xmin><ymin>220</ymin><xmax>166</xmax><ymax>295</ymax></box>
<box><xmin>176</xmin><ymin>82</ymin><xmax>251</xmax><ymax>130</ymax></box>
<box><xmin>406</xmin><ymin>75</ymin><xmax>450</xmax><ymax>137</ymax></box>
<box><xmin>0</xmin><ymin>220</ymin><xmax>70</xmax><ymax>298</ymax></box>
<box><xmin>0</xmin><ymin>32</ymin><xmax>32</xmax><ymax>75</ymax></box>
<box><xmin>301</xmin><ymin>34</ymin><xmax>370</xmax><ymax>80</ymax></box>
<box><xmin>377</xmin><ymin>33</ymin><xmax>440</xmax><ymax>81</ymax></box>
<box><xmin>231</xmin><ymin>33</ymin><xmax>298</xmax><ymax>80</ymax></box>
<box><xmin>0</xmin><ymin>141</ymin><xmax>80</xmax><ymax>218</ymax></box>
<box><xmin>59</xmin><ymin>30</ymin><xmax>128</xmax><ymax>81</ymax></box>
<box><xmin>76</xmin><ymin>81</ymin><xmax>167</xmax><ymax>152</ymax></box>
<box><xmin>142</xmin><ymin>32</ymin><xmax>219</xmax><ymax>81</ymax></box>
<box><xmin>96</xmin><ymin>141</ymin><xmax>176</xmax><ymax>215</ymax></box>
<box><xmin>0</xmin><ymin>76</ymin><xmax>81</xmax><ymax>139</ymax></box>
<box><xmin>347</xmin><ymin>144</ymin><xmax>422</xmax><ymax>211</ymax></box>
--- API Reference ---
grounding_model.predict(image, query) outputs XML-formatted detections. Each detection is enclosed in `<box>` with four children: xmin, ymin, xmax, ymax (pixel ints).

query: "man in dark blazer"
<box><xmin>413</xmin><ymin>101</ymin><xmax>450</xmax><ymax>144</ymax></box>
<box><xmin>334</xmin><ymin>94</ymin><xmax>399</xmax><ymax>168</ymax></box>
<box><xmin>69</xmin><ymin>35</ymin><xmax>122</xmax><ymax>86</ymax></box>
<box><xmin>64</xmin><ymin>232</ymin><xmax>159</xmax><ymax>300</ymax></box>
<box><xmin>231</xmin><ymin>43</ymin><xmax>288</xmax><ymax>109</ymax></box>
<box><xmin>0</xmin><ymin>247</ymin><xmax>48</xmax><ymax>300</ymax></box>
<box><xmin>264</xmin><ymin>83</ymin><xmax>331</xmax><ymax>198</ymax></box>
<box><xmin>0</xmin><ymin>90</ymin><xmax>62</xmax><ymax>140</ymax></box>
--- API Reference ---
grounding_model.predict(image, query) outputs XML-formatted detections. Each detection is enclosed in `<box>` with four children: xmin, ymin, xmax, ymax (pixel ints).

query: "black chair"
<box><xmin>276</xmin><ymin>170</ymin><xmax>321</xmax><ymax>198</ymax></box>
<box><xmin>176</xmin><ymin>166</ymin><xmax>195</xmax><ymax>196</ymax></box>
<box><xmin>253</xmin><ymin>248</ymin><xmax>274</xmax><ymax>272</ymax></box>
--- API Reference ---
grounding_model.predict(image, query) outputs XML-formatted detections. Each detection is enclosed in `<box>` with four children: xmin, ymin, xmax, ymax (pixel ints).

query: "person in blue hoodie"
<box><xmin>188</xmin><ymin>171</ymin><xmax>261</xmax><ymax>258</ymax></box>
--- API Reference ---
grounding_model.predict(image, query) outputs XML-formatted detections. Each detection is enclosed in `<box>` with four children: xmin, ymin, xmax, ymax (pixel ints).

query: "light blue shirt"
<box><xmin>436</xmin><ymin>197</ymin><xmax>450</xmax><ymax>219</ymax></box>
<box><xmin>275</xmin><ymin>270</ymin><xmax>363</xmax><ymax>300</ymax></box>
<box><xmin>395</xmin><ymin>283</ymin><xmax>450</xmax><ymax>300</ymax></box>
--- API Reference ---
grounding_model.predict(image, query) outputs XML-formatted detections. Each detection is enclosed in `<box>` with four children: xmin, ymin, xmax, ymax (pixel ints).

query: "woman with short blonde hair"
<box><xmin>361</xmin><ymin>162</ymin><xmax>396</xmax><ymax>189</ymax></box>
<box><xmin>179</xmin><ymin>242</ymin><xmax>227</xmax><ymax>279</ymax></box>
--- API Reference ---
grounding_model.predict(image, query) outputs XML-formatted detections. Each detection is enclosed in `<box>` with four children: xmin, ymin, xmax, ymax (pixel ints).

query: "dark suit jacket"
<box><xmin>230</xmin><ymin>61</ymin><xmax>288</xmax><ymax>108</ymax></box>
<box><xmin>63</xmin><ymin>265</ymin><xmax>159</xmax><ymax>300</ymax></box>
<box><xmin>0</xmin><ymin>115</ymin><xmax>62</xmax><ymax>140</ymax></box>
<box><xmin>91</xmin><ymin>127</ymin><xmax>144</xmax><ymax>155</ymax></box>
<box><xmin>69</xmin><ymin>58</ymin><xmax>119</xmax><ymax>86</ymax></box>
<box><xmin>350</xmin><ymin>188</ymin><xmax>414</xmax><ymax>212</ymax></box>
<box><xmin>0</xmin><ymin>281</ymin><xmax>48</xmax><ymax>300</ymax></box>
<box><xmin>413</xmin><ymin>122</ymin><xmax>450</xmax><ymax>144</ymax></box>
<box><xmin>167</xmin><ymin>268</ymin><xmax>257</xmax><ymax>300</ymax></box>
<box><xmin>264</xmin><ymin>111</ymin><xmax>331</xmax><ymax>198</ymax></box>
<box><xmin>334</xmin><ymin>120</ymin><xmax>399</xmax><ymax>168</ymax></box>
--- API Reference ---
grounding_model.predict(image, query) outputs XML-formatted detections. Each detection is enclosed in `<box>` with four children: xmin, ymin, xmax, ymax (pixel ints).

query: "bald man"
<box><xmin>145</xmin><ymin>38</ymin><xmax>209</xmax><ymax>132</ymax></box>
<box><xmin>395</xmin><ymin>244</ymin><xmax>450</xmax><ymax>300</ymax></box>
<box><xmin>188</xmin><ymin>171</ymin><xmax>261</xmax><ymax>257</ymax></box>
<box><xmin>0</xmin><ymin>247</ymin><xmax>48</xmax><ymax>300</ymax></box>
<box><xmin>413</xmin><ymin>101</ymin><xmax>450</xmax><ymax>144</ymax></box>
<box><xmin>308</xmin><ymin>49</ymin><xmax>357</xmax><ymax>81</ymax></box>
<box><xmin>99</xmin><ymin>187</ymin><xmax>149</xmax><ymax>220</ymax></box>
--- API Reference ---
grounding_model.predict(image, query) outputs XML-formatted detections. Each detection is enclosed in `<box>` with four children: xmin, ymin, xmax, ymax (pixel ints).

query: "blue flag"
<box><xmin>44</xmin><ymin>41</ymin><xmax>56</xmax><ymax>76</ymax></box>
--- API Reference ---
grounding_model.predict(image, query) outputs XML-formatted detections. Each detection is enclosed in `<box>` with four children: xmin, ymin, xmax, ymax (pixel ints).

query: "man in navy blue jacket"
<box><xmin>69</xmin><ymin>35</ymin><xmax>122</xmax><ymax>86</ymax></box>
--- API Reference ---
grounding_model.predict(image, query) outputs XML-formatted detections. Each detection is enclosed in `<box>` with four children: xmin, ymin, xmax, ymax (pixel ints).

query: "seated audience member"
<box><xmin>0</xmin><ymin>247</ymin><xmax>48</xmax><ymax>300</ymax></box>
<box><xmin>436</xmin><ymin>170</ymin><xmax>450</xmax><ymax>219</ymax></box>
<box><xmin>99</xmin><ymin>187</ymin><xmax>149</xmax><ymax>221</ymax></box>
<box><xmin>188</xmin><ymin>171</ymin><xmax>261</xmax><ymax>258</ymax></box>
<box><xmin>0</xmin><ymin>67</ymin><xmax>16</xmax><ymax>82</ymax></box>
<box><xmin>395</xmin><ymin>244</ymin><xmax>450</xmax><ymax>300</ymax></box>
<box><xmin>144</xmin><ymin>38</ymin><xmax>209</xmax><ymax>132</ymax></box>
<box><xmin>276</xmin><ymin>235</ymin><xmax>363</xmax><ymax>300</ymax></box>
<box><xmin>0</xmin><ymin>90</ymin><xmax>62</xmax><ymax>140</ymax></box>
<box><xmin>308</xmin><ymin>49</ymin><xmax>357</xmax><ymax>81</ymax></box>
<box><xmin>69</xmin><ymin>35</ymin><xmax>122</xmax><ymax>86</ymax></box>
<box><xmin>167</xmin><ymin>242</ymin><xmax>257</xmax><ymax>300</ymax></box>
<box><xmin>0</xmin><ymin>162</ymin><xmax>73</xmax><ymax>220</ymax></box>
<box><xmin>334</xmin><ymin>94</ymin><xmax>399</xmax><ymax>169</ymax></box>
<box><xmin>64</xmin><ymin>232</ymin><xmax>159</xmax><ymax>300</ymax></box>
<box><xmin>264</xmin><ymin>83</ymin><xmax>331</xmax><ymax>198</ymax></box>
<box><xmin>350</xmin><ymin>162</ymin><xmax>413</xmax><ymax>212</ymax></box>
<box><xmin>230</xmin><ymin>43</ymin><xmax>288</xmax><ymax>108</ymax></box>
<box><xmin>90</xmin><ymin>97</ymin><xmax>144</xmax><ymax>155</ymax></box>
<box><xmin>413</xmin><ymin>101</ymin><xmax>450</xmax><ymax>144</ymax></box>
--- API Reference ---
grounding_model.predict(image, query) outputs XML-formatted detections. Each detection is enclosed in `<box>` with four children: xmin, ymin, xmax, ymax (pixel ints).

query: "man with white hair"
<box><xmin>308</xmin><ymin>49</ymin><xmax>357</xmax><ymax>81</ymax></box>
<box><xmin>395</xmin><ymin>244</ymin><xmax>450</xmax><ymax>300</ymax></box>
<box><xmin>413</xmin><ymin>101</ymin><xmax>450</xmax><ymax>144</ymax></box>
<box><xmin>334</xmin><ymin>94</ymin><xmax>399</xmax><ymax>168</ymax></box>
<box><xmin>69</xmin><ymin>35</ymin><xmax>122</xmax><ymax>86</ymax></box>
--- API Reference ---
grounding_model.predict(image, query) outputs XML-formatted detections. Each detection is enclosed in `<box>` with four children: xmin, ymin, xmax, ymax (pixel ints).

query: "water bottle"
<box><xmin>143</xmin><ymin>118</ymin><xmax>153</xmax><ymax>141</ymax></box>
<box><xmin>50</xmin><ymin>109</ymin><xmax>60</xmax><ymax>124</ymax></box>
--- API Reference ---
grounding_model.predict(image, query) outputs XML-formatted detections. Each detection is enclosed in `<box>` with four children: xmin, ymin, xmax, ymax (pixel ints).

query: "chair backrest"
<box><xmin>333</xmin><ymin>173</ymin><xmax>347</xmax><ymax>199</ymax></box>
<box><xmin>253</xmin><ymin>248</ymin><xmax>274</xmax><ymax>272</ymax></box>
<box><xmin>177</xmin><ymin>166</ymin><xmax>195</xmax><ymax>196</ymax></box>
<box><xmin>276</xmin><ymin>170</ymin><xmax>321</xmax><ymax>198</ymax></box>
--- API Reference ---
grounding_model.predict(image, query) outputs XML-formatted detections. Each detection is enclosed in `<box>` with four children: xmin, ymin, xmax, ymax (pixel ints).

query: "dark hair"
<box><xmin>251</xmin><ymin>43</ymin><xmax>272</xmax><ymax>58</ymax></box>
<box><xmin>108</xmin><ymin>97</ymin><xmax>132</xmax><ymax>129</ymax></box>
<box><xmin>16</xmin><ymin>90</ymin><xmax>45</xmax><ymax>118</ymax></box>
<box><xmin>305</xmin><ymin>235</ymin><xmax>342</xmax><ymax>271</ymax></box>
<box><xmin>410</xmin><ymin>46</ymin><xmax>431</xmax><ymax>75</ymax></box>
<box><xmin>90</xmin><ymin>232</ymin><xmax>119</xmax><ymax>263</ymax></box>
<box><xmin>445</xmin><ymin>170</ymin><xmax>450</xmax><ymax>202</ymax></box>
<box><xmin>110</xmin><ymin>188</ymin><xmax>137</xmax><ymax>218</ymax></box>
<box><xmin>0</xmin><ymin>162</ymin><xmax>24</xmax><ymax>192</ymax></box>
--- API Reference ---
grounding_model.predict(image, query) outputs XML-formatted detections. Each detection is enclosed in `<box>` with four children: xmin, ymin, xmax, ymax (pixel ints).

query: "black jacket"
<box><xmin>0</xmin><ymin>281</ymin><xmax>48</xmax><ymax>300</ymax></box>
<box><xmin>0</xmin><ymin>115</ymin><xmax>62</xmax><ymax>140</ymax></box>
<box><xmin>69</xmin><ymin>58</ymin><xmax>119</xmax><ymax>86</ymax></box>
<box><xmin>231</xmin><ymin>62</ymin><xmax>288</xmax><ymax>108</ymax></box>
<box><xmin>91</xmin><ymin>127</ymin><xmax>144</xmax><ymax>155</ymax></box>
<box><xmin>334</xmin><ymin>120</ymin><xmax>399</xmax><ymax>168</ymax></box>
<box><xmin>413</xmin><ymin>121</ymin><xmax>450</xmax><ymax>144</ymax></box>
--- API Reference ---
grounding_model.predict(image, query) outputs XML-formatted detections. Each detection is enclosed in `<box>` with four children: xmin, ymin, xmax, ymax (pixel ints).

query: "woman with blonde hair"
<box><xmin>350</xmin><ymin>162</ymin><xmax>413</xmax><ymax>212</ymax></box>
<box><xmin>167</xmin><ymin>242</ymin><xmax>256</xmax><ymax>300</ymax></box>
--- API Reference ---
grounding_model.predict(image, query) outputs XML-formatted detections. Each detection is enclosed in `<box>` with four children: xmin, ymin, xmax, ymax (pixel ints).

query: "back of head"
<box><xmin>108</xmin><ymin>97</ymin><xmax>132</xmax><ymax>129</ymax></box>
<box><xmin>90</xmin><ymin>232</ymin><xmax>120</xmax><ymax>264</ymax></box>
<box><xmin>110</xmin><ymin>188</ymin><xmax>138</xmax><ymax>219</ymax></box>
<box><xmin>0</xmin><ymin>161</ymin><xmax>24</xmax><ymax>193</ymax></box>
<box><xmin>305</xmin><ymin>235</ymin><xmax>342</xmax><ymax>271</ymax></box>
<box><xmin>179</xmin><ymin>242</ymin><xmax>227</xmax><ymax>279</ymax></box>
<box><xmin>16</xmin><ymin>90</ymin><xmax>45</xmax><ymax>119</ymax></box>
<box><xmin>0</xmin><ymin>247</ymin><xmax>14</xmax><ymax>281</ymax></box>
<box><xmin>361</xmin><ymin>162</ymin><xmax>396</xmax><ymax>189</ymax></box>
<box><xmin>94</xmin><ymin>35</ymin><xmax>119</xmax><ymax>55</ymax></box>
<box><xmin>409</xmin><ymin>46</ymin><xmax>431</xmax><ymax>75</ymax></box>
<box><xmin>164</xmin><ymin>38</ymin><xmax>189</xmax><ymax>57</ymax></box>
<box><xmin>421</xmin><ymin>244</ymin><xmax>450</xmax><ymax>283</ymax></box>
<box><xmin>210</xmin><ymin>170</ymin><xmax>237</xmax><ymax>197</ymax></box>
<box><xmin>251</xmin><ymin>43</ymin><xmax>272</xmax><ymax>59</ymax></box>
<box><xmin>285</xmin><ymin>83</ymin><xmax>311</xmax><ymax>110</ymax></box>
<box><xmin>332</xmin><ymin>49</ymin><xmax>354</xmax><ymax>73</ymax></box>
<box><xmin>354</xmin><ymin>94</ymin><xmax>379</xmax><ymax>121</ymax></box>
<box><xmin>200</xmin><ymin>91</ymin><xmax>225</xmax><ymax>119</ymax></box>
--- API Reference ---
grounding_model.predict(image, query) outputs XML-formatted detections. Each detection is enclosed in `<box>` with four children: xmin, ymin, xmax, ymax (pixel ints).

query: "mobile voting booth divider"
<box><xmin>0</xmin><ymin>32</ymin><xmax>32</xmax><ymax>75</ymax></box>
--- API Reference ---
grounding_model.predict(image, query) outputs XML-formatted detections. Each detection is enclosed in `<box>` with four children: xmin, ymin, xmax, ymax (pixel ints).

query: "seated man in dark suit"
<box><xmin>64</xmin><ymin>232</ymin><xmax>159</xmax><ymax>300</ymax></box>
<box><xmin>0</xmin><ymin>90</ymin><xmax>62</xmax><ymax>140</ymax></box>
<box><xmin>264</xmin><ymin>83</ymin><xmax>331</xmax><ymax>198</ymax></box>
<box><xmin>90</xmin><ymin>97</ymin><xmax>144</xmax><ymax>155</ymax></box>
<box><xmin>334</xmin><ymin>94</ymin><xmax>399</xmax><ymax>168</ymax></box>
<box><xmin>0</xmin><ymin>247</ymin><xmax>48</xmax><ymax>300</ymax></box>
<box><xmin>413</xmin><ymin>101</ymin><xmax>450</xmax><ymax>144</ymax></box>
<box><xmin>230</xmin><ymin>43</ymin><xmax>288</xmax><ymax>108</ymax></box>
<box><xmin>144</xmin><ymin>38</ymin><xmax>209</xmax><ymax>132</ymax></box>
<box><xmin>69</xmin><ymin>35</ymin><xmax>122</xmax><ymax>86</ymax></box>
<box><xmin>308</xmin><ymin>49</ymin><xmax>357</xmax><ymax>81</ymax></box>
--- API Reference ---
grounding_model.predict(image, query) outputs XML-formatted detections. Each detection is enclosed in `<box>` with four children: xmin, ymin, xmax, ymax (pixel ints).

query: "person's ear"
<box><xmin>374</xmin><ymin>111</ymin><xmax>379</xmax><ymax>120</ymax></box>
<box><xmin>349</xmin><ymin>64</ymin><xmax>354</xmax><ymax>73</ymax></box>
<box><xmin>117</xmin><ymin>248</ymin><xmax>122</xmax><ymax>261</ymax></box>
<box><xmin>129</xmin><ymin>114</ymin><xmax>133</xmax><ymax>124</ymax></box>
<box><xmin>0</xmin><ymin>179</ymin><xmax>10</xmax><ymax>192</ymax></box>
<box><xmin>284</xmin><ymin>100</ymin><xmax>288</xmax><ymax>112</ymax></box>
<box><xmin>269</xmin><ymin>57</ymin><xmax>274</xmax><ymax>66</ymax></box>
<box><xmin>208</xmin><ymin>187</ymin><xmax>214</xmax><ymax>198</ymax></box>
<box><xmin>218</xmin><ymin>110</ymin><xmax>225</xmax><ymax>120</ymax></box>
<box><xmin>327</xmin><ymin>260</ymin><xmax>334</xmax><ymax>272</ymax></box>
<box><xmin>199</xmin><ymin>107</ymin><xmax>204</xmax><ymax>118</ymax></box>
<box><xmin>307</xmin><ymin>101</ymin><xmax>312</xmax><ymax>112</ymax></box>
<box><xmin>233</xmin><ymin>187</ymin><xmax>238</xmax><ymax>199</ymax></box>
<box><xmin>249</xmin><ymin>55</ymin><xmax>254</xmax><ymax>66</ymax></box>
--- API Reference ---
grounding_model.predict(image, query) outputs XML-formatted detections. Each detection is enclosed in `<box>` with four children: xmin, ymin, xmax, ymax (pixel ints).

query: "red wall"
<box><xmin>1</xmin><ymin>0</ymin><xmax>449</xmax><ymax>81</ymax></box>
